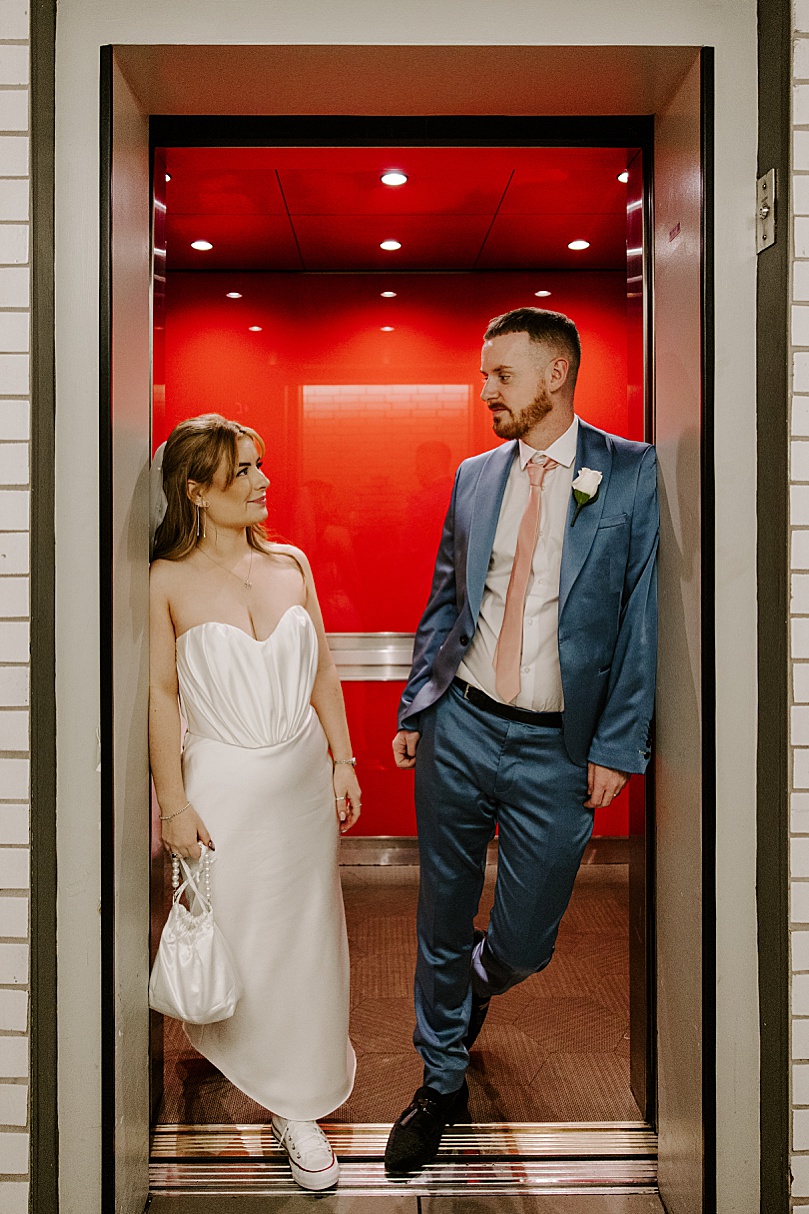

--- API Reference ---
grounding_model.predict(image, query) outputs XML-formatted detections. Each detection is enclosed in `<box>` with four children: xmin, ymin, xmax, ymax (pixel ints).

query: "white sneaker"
<box><xmin>271</xmin><ymin>1116</ymin><xmax>340</xmax><ymax>1191</ymax></box>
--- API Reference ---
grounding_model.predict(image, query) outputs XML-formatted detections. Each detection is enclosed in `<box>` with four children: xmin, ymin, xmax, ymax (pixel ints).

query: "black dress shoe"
<box><xmin>464</xmin><ymin>929</ymin><xmax>491</xmax><ymax>1050</ymax></box>
<box><xmin>384</xmin><ymin>1080</ymin><xmax>469</xmax><ymax>1174</ymax></box>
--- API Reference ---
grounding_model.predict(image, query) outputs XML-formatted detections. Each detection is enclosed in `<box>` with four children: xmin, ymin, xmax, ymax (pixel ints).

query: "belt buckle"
<box><xmin>463</xmin><ymin>682</ymin><xmax>470</xmax><ymax>701</ymax></box>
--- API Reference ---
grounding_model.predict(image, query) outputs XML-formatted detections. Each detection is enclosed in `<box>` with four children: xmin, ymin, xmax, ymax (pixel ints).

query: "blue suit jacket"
<box><xmin>398</xmin><ymin>419</ymin><xmax>659</xmax><ymax>775</ymax></box>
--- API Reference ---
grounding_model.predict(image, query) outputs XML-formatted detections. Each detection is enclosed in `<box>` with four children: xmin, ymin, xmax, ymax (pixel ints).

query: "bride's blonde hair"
<box><xmin>152</xmin><ymin>413</ymin><xmax>272</xmax><ymax>563</ymax></box>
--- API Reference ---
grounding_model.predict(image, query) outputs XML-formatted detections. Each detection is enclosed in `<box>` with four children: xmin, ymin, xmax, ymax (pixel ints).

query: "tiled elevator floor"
<box><xmin>156</xmin><ymin>862</ymin><xmax>638</xmax><ymax>1126</ymax></box>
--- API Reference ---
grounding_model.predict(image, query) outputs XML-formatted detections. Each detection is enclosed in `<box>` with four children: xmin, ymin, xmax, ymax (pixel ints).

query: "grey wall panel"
<box><xmin>109</xmin><ymin>54</ymin><xmax>152</xmax><ymax>1214</ymax></box>
<box><xmin>652</xmin><ymin>54</ymin><xmax>707</xmax><ymax>1214</ymax></box>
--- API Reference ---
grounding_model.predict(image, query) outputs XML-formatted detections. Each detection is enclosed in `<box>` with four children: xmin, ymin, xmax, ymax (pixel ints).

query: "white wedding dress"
<box><xmin>175</xmin><ymin>605</ymin><xmax>356</xmax><ymax>1120</ymax></box>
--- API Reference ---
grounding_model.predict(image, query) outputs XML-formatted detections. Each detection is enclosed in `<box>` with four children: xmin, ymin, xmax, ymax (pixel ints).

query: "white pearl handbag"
<box><xmin>148</xmin><ymin>846</ymin><xmax>242</xmax><ymax>1024</ymax></box>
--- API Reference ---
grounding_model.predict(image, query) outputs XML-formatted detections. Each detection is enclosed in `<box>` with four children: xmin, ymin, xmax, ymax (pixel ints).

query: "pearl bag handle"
<box><xmin>171</xmin><ymin>847</ymin><xmax>213</xmax><ymax>915</ymax></box>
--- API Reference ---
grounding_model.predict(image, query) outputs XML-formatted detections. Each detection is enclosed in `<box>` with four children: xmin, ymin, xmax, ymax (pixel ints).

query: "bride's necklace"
<box><xmin>198</xmin><ymin>544</ymin><xmax>254</xmax><ymax>590</ymax></box>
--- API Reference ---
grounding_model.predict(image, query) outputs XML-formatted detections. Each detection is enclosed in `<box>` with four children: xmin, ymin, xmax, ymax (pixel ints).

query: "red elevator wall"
<box><xmin>160</xmin><ymin>270</ymin><xmax>635</xmax><ymax>836</ymax></box>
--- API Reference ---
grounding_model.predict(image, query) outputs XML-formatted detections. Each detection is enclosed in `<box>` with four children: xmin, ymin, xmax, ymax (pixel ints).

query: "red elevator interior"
<box><xmin>153</xmin><ymin>146</ymin><xmax>644</xmax><ymax>836</ymax></box>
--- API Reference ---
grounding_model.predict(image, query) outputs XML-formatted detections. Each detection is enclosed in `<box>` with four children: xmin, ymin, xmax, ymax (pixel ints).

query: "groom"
<box><xmin>384</xmin><ymin>307</ymin><xmax>658</xmax><ymax>1173</ymax></box>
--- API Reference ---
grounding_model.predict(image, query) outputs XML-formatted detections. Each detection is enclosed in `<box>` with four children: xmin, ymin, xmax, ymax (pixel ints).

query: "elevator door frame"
<box><xmin>99</xmin><ymin>49</ymin><xmax>714</xmax><ymax>1214</ymax></box>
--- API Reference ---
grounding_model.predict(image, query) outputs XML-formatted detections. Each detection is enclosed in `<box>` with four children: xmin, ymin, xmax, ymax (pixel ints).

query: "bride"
<box><xmin>149</xmin><ymin>413</ymin><xmax>359</xmax><ymax>1190</ymax></box>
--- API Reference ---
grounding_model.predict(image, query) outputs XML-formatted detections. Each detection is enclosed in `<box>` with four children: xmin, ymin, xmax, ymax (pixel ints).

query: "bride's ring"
<box><xmin>335</xmin><ymin>796</ymin><xmax>347</xmax><ymax>803</ymax></box>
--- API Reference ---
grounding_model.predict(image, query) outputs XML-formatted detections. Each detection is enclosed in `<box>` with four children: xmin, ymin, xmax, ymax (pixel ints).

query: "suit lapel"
<box><xmin>559</xmin><ymin>420</ymin><xmax>612</xmax><ymax>616</ymax></box>
<box><xmin>466</xmin><ymin>441</ymin><xmax>516</xmax><ymax>622</ymax></box>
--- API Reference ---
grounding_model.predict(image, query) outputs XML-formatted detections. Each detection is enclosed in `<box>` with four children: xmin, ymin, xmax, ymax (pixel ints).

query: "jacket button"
<box><xmin>460</xmin><ymin>634</ymin><xmax>469</xmax><ymax>646</ymax></box>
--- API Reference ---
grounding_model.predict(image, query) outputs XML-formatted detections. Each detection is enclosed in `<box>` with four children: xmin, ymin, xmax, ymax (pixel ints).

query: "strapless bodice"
<box><xmin>176</xmin><ymin>605</ymin><xmax>318</xmax><ymax>748</ymax></box>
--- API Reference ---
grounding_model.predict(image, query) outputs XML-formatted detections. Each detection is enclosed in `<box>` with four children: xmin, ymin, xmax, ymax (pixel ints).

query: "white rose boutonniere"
<box><xmin>571</xmin><ymin>467</ymin><xmax>603</xmax><ymax>526</ymax></box>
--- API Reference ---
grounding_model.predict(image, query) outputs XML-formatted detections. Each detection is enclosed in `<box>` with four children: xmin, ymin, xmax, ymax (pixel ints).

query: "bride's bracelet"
<box><xmin>159</xmin><ymin>800</ymin><xmax>191</xmax><ymax>822</ymax></box>
<box><xmin>333</xmin><ymin>757</ymin><xmax>357</xmax><ymax>767</ymax></box>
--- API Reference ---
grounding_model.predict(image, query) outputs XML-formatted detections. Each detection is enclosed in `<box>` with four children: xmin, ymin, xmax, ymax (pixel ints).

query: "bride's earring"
<box><xmin>196</xmin><ymin>501</ymin><xmax>207</xmax><ymax>540</ymax></box>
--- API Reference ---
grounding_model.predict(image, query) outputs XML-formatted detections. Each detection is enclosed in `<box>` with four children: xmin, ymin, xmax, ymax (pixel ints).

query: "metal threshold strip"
<box><xmin>150</xmin><ymin>1122</ymin><xmax>658</xmax><ymax>1196</ymax></box>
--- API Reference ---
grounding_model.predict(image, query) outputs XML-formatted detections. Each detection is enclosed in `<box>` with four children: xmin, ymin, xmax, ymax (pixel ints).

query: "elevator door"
<box><xmin>104</xmin><ymin>52</ymin><xmax>152</xmax><ymax>1214</ymax></box>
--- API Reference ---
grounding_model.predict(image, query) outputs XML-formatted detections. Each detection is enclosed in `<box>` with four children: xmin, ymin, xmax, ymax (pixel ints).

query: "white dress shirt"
<box><xmin>457</xmin><ymin>416</ymin><xmax>579</xmax><ymax>711</ymax></box>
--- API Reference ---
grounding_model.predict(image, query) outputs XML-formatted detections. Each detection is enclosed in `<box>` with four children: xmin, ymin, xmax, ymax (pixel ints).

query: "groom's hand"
<box><xmin>393</xmin><ymin>730</ymin><xmax>420</xmax><ymax>769</ymax></box>
<box><xmin>584</xmin><ymin>762</ymin><xmax>629</xmax><ymax>809</ymax></box>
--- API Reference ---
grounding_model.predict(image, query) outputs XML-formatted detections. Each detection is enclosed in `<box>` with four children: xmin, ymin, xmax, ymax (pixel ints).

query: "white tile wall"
<box><xmin>0</xmin><ymin>268</ymin><xmax>26</xmax><ymax>309</ymax></box>
<box><xmin>795</xmin><ymin>931</ymin><xmax>809</xmax><ymax>970</ymax></box>
<box><xmin>0</xmin><ymin>1084</ymin><xmax>27</xmax><ymax>1127</ymax></box>
<box><xmin>793</xmin><ymin>706</ymin><xmax>809</xmax><ymax>739</ymax></box>
<box><xmin>0</xmin><ymin>990</ymin><xmax>26</xmax><ymax>1033</ymax></box>
<box><xmin>0</xmin><ymin>576</ymin><xmax>27</xmax><ymax>616</ymax></box>
<box><xmin>0</xmin><ymin>1130</ymin><xmax>28</xmax><ymax>1173</ymax></box>
<box><xmin>0</xmin><ymin>492</ymin><xmax>28</xmax><ymax>531</ymax></box>
<box><xmin>0</xmin><ymin>532</ymin><xmax>29</xmax><ymax>573</ymax></box>
<box><xmin>0</xmin><ymin>805</ymin><xmax>27</xmax><ymax>846</ymax></box>
<box><xmin>0</xmin><ymin>0</ymin><xmax>30</xmax><ymax>1201</ymax></box>
<box><xmin>0</xmin><ymin>850</ymin><xmax>27</xmax><ymax>891</ymax></box>
<box><xmin>0</xmin><ymin>897</ymin><xmax>26</xmax><ymax>938</ymax></box>
<box><xmin>794</xmin><ymin>838</ymin><xmax>809</xmax><ymax>877</ymax></box>
<box><xmin>794</xmin><ymin>6</ymin><xmax>809</xmax><ymax>1202</ymax></box>
<box><xmin>0</xmin><ymin>47</ymin><xmax>27</xmax><ymax>87</ymax></box>
<box><xmin>0</xmin><ymin>216</ymin><xmax>26</xmax><ymax>253</ymax></box>
<box><xmin>0</xmin><ymin>713</ymin><xmax>27</xmax><ymax>752</ymax></box>
<box><xmin>794</xmin><ymin>396</ymin><xmax>809</xmax><ymax>433</ymax></box>
<box><xmin>0</xmin><ymin>1182</ymin><xmax>27</xmax><ymax>1214</ymax></box>
<box><xmin>0</xmin><ymin>671</ymin><xmax>26</xmax><ymax>710</ymax></box>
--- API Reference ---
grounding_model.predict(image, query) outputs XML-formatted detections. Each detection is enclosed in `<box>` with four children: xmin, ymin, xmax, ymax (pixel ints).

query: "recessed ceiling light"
<box><xmin>165</xmin><ymin>173</ymin><xmax>171</xmax><ymax>182</ymax></box>
<box><xmin>191</xmin><ymin>239</ymin><xmax>213</xmax><ymax>251</ymax></box>
<box><xmin>380</xmin><ymin>240</ymin><xmax>402</xmax><ymax>251</ymax></box>
<box><xmin>380</xmin><ymin>290</ymin><xmax>397</xmax><ymax>298</ymax></box>
<box><xmin>248</xmin><ymin>325</ymin><xmax>262</xmax><ymax>332</ymax></box>
<box><xmin>617</xmin><ymin>171</ymin><xmax>629</xmax><ymax>183</ymax></box>
<box><xmin>534</xmin><ymin>290</ymin><xmax>552</xmax><ymax>298</ymax></box>
<box><xmin>380</xmin><ymin>326</ymin><xmax>395</xmax><ymax>332</ymax></box>
<box><xmin>568</xmin><ymin>239</ymin><xmax>590</xmax><ymax>251</ymax></box>
<box><xmin>226</xmin><ymin>291</ymin><xmax>242</xmax><ymax>299</ymax></box>
<box><xmin>381</xmin><ymin>171</ymin><xmax>408</xmax><ymax>187</ymax></box>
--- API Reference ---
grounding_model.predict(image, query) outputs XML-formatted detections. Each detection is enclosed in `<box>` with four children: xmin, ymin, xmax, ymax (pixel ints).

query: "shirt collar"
<box><xmin>518</xmin><ymin>415</ymin><xmax>579</xmax><ymax>470</ymax></box>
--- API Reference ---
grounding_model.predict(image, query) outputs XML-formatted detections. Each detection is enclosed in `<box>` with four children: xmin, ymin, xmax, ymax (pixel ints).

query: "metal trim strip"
<box><xmin>326</xmin><ymin>632</ymin><xmax>415</xmax><ymax>681</ymax></box>
<box><xmin>150</xmin><ymin>1123</ymin><xmax>658</xmax><ymax>1193</ymax></box>
<box><xmin>150</xmin><ymin>1160</ymin><xmax>657</xmax><ymax>1197</ymax></box>
<box><xmin>152</xmin><ymin>1119</ymin><xmax>653</xmax><ymax>1147</ymax></box>
<box><xmin>153</xmin><ymin>1121</ymin><xmax>655</xmax><ymax>1158</ymax></box>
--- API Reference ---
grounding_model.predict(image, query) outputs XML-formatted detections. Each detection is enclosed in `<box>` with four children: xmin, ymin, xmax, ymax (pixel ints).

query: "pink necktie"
<box><xmin>493</xmin><ymin>456</ymin><xmax>557</xmax><ymax>703</ymax></box>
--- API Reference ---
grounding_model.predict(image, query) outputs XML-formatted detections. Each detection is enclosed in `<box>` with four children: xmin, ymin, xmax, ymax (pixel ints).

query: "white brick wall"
<box><xmin>0</xmin><ymin>0</ymin><xmax>29</xmax><ymax>1200</ymax></box>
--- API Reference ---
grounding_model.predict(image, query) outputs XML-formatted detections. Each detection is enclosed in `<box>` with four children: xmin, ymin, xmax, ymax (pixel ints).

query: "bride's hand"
<box><xmin>333</xmin><ymin>765</ymin><xmax>361</xmax><ymax>834</ymax></box>
<box><xmin>160</xmin><ymin>804</ymin><xmax>214</xmax><ymax>861</ymax></box>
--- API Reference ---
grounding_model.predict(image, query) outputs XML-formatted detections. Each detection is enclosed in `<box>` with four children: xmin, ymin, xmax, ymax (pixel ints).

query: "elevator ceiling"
<box><xmin>160</xmin><ymin>146</ymin><xmax>633</xmax><ymax>273</ymax></box>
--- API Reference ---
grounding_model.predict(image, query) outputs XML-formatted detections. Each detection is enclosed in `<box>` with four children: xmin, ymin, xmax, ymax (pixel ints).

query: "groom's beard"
<box><xmin>490</xmin><ymin>385</ymin><xmax>553</xmax><ymax>440</ymax></box>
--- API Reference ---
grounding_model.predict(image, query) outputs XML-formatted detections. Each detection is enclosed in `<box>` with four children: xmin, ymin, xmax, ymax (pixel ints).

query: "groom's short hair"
<box><xmin>484</xmin><ymin>307</ymin><xmax>581</xmax><ymax>386</ymax></box>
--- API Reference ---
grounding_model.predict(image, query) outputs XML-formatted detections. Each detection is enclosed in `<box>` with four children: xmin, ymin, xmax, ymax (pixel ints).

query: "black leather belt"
<box><xmin>452</xmin><ymin>678</ymin><xmax>563</xmax><ymax>728</ymax></box>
